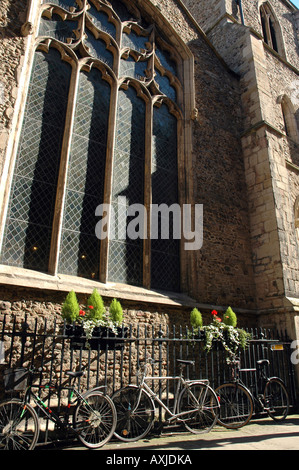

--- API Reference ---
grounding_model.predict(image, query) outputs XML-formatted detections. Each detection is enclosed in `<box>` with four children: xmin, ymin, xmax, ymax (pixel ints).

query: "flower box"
<box><xmin>65</xmin><ymin>324</ymin><xmax>128</xmax><ymax>350</ymax></box>
<box><xmin>98</xmin><ymin>326</ymin><xmax>128</xmax><ymax>350</ymax></box>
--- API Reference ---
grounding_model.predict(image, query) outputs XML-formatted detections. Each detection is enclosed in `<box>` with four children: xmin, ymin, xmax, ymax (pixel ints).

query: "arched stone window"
<box><xmin>0</xmin><ymin>0</ymin><xmax>194</xmax><ymax>293</ymax></box>
<box><xmin>260</xmin><ymin>2</ymin><xmax>285</xmax><ymax>57</ymax></box>
<box><xmin>277</xmin><ymin>94</ymin><xmax>299</xmax><ymax>143</ymax></box>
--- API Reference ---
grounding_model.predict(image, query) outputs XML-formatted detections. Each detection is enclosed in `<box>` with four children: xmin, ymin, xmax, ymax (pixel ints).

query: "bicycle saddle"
<box><xmin>177</xmin><ymin>359</ymin><xmax>195</xmax><ymax>366</ymax></box>
<box><xmin>66</xmin><ymin>370</ymin><xmax>84</xmax><ymax>378</ymax></box>
<box><xmin>256</xmin><ymin>359</ymin><xmax>269</xmax><ymax>367</ymax></box>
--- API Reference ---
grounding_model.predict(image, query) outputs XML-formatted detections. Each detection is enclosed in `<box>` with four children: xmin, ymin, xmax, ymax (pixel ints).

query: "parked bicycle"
<box><xmin>215</xmin><ymin>357</ymin><xmax>290</xmax><ymax>429</ymax></box>
<box><xmin>0</xmin><ymin>367</ymin><xmax>117</xmax><ymax>450</ymax></box>
<box><xmin>111</xmin><ymin>357</ymin><xmax>220</xmax><ymax>441</ymax></box>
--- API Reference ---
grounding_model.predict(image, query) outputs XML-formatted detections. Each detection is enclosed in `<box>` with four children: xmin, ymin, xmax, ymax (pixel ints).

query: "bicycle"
<box><xmin>111</xmin><ymin>357</ymin><xmax>220</xmax><ymax>442</ymax></box>
<box><xmin>0</xmin><ymin>366</ymin><xmax>117</xmax><ymax>450</ymax></box>
<box><xmin>215</xmin><ymin>357</ymin><xmax>290</xmax><ymax>429</ymax></box>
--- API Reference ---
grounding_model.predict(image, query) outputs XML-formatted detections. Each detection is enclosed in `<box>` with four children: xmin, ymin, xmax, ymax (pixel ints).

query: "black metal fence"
<box><xmin>0</xmin><ymin>314</ymin><xmax>297</xmax><ymax>441</ymax></box>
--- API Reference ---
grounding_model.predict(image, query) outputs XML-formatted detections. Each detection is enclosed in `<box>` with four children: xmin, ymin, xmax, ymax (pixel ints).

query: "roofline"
<box><xmin>280</xmin><ymin>0</ymin><xmax>298</xmax><ymax>10</ymax></box>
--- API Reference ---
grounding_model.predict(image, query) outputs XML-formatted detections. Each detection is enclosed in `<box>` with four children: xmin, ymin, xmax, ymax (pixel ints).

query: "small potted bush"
<box><xmin>61</xmin><ymin>290</ymin><xmax>81</xmax><ymax>336</ymax></box>
<box><xmin>99</xmin><ymin>298</ymin><xmax>127</xmax><ymax>349</ymax></box>
<box><xmin>190</xmin><ymin>308</ymin><xmax>203</xmax><ymax>338</ymax></box>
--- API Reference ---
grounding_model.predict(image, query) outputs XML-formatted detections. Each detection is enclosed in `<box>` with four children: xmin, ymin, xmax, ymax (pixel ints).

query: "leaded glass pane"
<box><xmin>151</xmin><ymin>250</ymin><xmax>180</xmax><ymax>292</ymax></box>
<box><xmin>108</xmin><ymin>87</ymin><xmax>145</xmax><ymax>285</ymax></box>
<box><xmin>151</xmin><ymin>104</ymin><xmax>180</xmax><ymax>291</ymax></box>
<box><xmin>155</xmin><ymin>46</ymin><xmax>177</xmax><ymax>76</ymax></box>
<box><xmin>42</xmin><ymin>0</ymin><xmax>78</xmax><ymax>11</ymax></box>
<box><xmin>108</xmin><ymin>239</ymin><xmax>143</xmax><ymax>286</ymax></box>
<box><xmin>0</xmin><ymin>48</ymin><xmax>71</xmax><ymax>271</ymax></box>
<box><xmin>87</xmin><ymin>5</ymin><xmax>116</xmax><ymax>38</ymax></box>
<box><xmin>39</xmin><ymin>14</ymin><xmax>77</xmax><ymax>42</ymax></box>
<box><xmin>84</xmin><ymin>30</ymin><xmax>114</xmax><ymax>67</ymax></box>
<box><xmin>122</xmin><ymin>30</ymin><xmax>149</xmax><ymax>52</ymax></box>
<box><xmin>154</xmin><ymin>70</ymin><xmax>176</xmax><ymax>102</ymax></box>
<box><xmin>59</xmin><ymin>68</ymin><xmax>110</xmax><ymax>278</ymax></box>
<box><xmin>107</xmin><ymin>0</ymin><xmax>132</xmax><ymax>22</ymax></box>
<box><xmin>120</xmin><ymin>56</ymin><xmax>148</xmax><ymax>80</ymax></box>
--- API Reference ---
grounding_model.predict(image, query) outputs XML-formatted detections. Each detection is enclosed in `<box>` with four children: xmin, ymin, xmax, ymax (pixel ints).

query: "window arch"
<box><xmin>277</xmin><ymin>94</ymin><xmax>299</xmax><ymax>143</ymax></box>
<box><xmin>0</xmin><ymin>0</ymin><xmax>191</xmax><ymax>292</ymax></box>
<box><xmin>260</xmin><ymin>2</ymin><xmax>285</xmax><ymax>57</ymax></box>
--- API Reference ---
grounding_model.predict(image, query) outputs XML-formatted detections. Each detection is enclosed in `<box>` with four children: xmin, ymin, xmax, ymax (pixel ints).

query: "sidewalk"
<box><xmin>48</xmin><ymin>414</ymin><xmax>299</xmax><ymax>451</ymax></box>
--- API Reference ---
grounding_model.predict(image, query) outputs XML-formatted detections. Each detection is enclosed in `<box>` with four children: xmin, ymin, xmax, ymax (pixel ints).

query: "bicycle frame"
<box><xmin>135</xmin><ymin>364</ymin><xmax>210</xmax><ymax>423</ymax></box>
<box><xmin>231</xmin><ymin>359</ymin><xmax>282</xmax><ymax>411</ymax></box>
<box><xmin>22</xmin><ymin>381</ymin><xmax>92</xmax><ymax>437</ymax></box>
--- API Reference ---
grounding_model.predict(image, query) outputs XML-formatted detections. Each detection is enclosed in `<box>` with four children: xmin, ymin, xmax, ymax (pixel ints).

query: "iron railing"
<box><xmin>0</xmin><ymin>314</ymin><xmax>297</xmax><ymax>443</ymax></box>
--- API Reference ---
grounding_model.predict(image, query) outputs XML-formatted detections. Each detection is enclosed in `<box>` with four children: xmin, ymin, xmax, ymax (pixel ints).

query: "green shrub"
<box><xmin>109</xmin><ymin>298</ymin><xmax>123</xmax><ymax>325</ymax></box>
<box><xmin>61</xmin><ymin>290</ymin><xmax>80</xmax><ymax>323</ymax></box>
<box><xmin>87</xmin><ymin>289</ymin><xmax>105</xmax><ymax>321</ymax></box>
<box><xmin>223</xmin><ymin>306</ymin><xmax>237</xmax><ymax>327</ymax></box>
<box><xmin>190</xmin><ymin>308</ymin><xmax>203</xmax><ymax>329</ymax></box>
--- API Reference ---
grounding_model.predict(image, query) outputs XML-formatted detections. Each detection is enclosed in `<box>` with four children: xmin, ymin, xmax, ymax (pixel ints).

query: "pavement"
<box><xmin>39</xmin><ymin>414</ymin><xmax>299</xmax><ymax>452</ymax></box>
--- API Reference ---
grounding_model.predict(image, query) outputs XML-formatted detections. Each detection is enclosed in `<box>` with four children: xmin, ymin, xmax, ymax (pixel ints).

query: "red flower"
<box><xmin>79</xmin><ymin>309</ymin><xmax>86</xmax><ymax>316</ymax></box>
<box><xmin>215</xmin><ymin>317</ymin><xmax>222</xmax><ymax>322</ymax></box>
<box><xmin>88</xmin><ymin>305</ymin><xmax>94</xmax><ymax>309</ymax></box>
<box><xmin>211</xmin><ymin>310</ymin><xmax>218</xmax><ymax>316</ymax></box>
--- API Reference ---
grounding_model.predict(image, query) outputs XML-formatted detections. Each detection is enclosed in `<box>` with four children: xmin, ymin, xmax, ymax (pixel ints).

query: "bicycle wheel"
<box><xmin>112</xmin><ymin>385</ymin><xmax>155</xmax><ymax>442</ymax></box>
<box><xmin>177</xmin><ymin>382</ymin><xmax>220</xmax><ymax>433</ymax></box>
<box><xmin>74</xmin><ymin>391</ymin><xmax>116</xmax><ymax>449</ymax></box>
<box><xmin>0</xmin><ymin>398</ymin><xmax>39</xmax><ymax>450</ymax></box>
<box><xmin>215</xmin><ymin>383</ymin><xmax>254</xmax><ymax>429</ymax></box>
<box><xmin>264</xmin><ymin>378</ymin><xmax>289</xmax><ymax>421</ymax></box>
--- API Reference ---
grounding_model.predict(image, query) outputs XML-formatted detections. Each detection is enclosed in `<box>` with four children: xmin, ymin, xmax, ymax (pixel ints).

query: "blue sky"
<box><xmin>291</xmin><ymin>0</ymin><xmax>299</xmax><ymax>8</ymax></box>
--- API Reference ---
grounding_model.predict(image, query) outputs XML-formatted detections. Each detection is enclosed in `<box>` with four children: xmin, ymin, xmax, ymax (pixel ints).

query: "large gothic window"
<box><xmin>0</xmin><ymin>0</ymin><xmax>184</xmax><ymax>292</ymax></box>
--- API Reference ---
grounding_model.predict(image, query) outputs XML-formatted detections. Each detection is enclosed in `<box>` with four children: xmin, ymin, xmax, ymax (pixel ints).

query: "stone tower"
<box><xmin>182</xmin><ymin>0</ymin><xmax>299</xmax><ymax>343</ymax></box>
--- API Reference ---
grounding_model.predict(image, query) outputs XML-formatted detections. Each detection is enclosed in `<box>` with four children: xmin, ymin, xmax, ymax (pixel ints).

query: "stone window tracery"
<box><xmin>0</xmin><ymin>0</ymin><xmax>189</xmax><ymax>292</ymax></box>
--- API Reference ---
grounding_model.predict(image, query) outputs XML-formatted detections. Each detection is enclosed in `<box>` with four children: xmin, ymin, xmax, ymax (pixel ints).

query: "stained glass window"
<box><xmin>1</xmin><ymin>0</ymin><xmax>184</xmax><ymax>292</ymax></box>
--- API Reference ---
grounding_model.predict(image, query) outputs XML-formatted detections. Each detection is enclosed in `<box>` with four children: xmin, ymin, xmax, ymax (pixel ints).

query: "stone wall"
<box><xmin>0</xmin><ymin>0</ymin><xmax>26</xmax><ymax>176</ymax></box>
<box><xmin>0</xmin><ymin>284</ymin><xmax>257</xmax><ymax>330</ymax></box>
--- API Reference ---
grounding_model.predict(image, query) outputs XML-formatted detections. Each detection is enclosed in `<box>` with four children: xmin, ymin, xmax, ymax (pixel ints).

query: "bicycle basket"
<box><xmin>3</xmin><ymin>368</ymin><xmax>28</xmax><ymax>392</ymax></box>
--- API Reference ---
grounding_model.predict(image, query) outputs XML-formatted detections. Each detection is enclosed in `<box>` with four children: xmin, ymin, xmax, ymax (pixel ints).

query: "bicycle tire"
<box><xmin>0</xmin><ymin>398</ymin><xmax>40</xmax><ymax>450</ymax></box>
<box><xmin>264</xmin><ymin>378</ymin><xmax>289</xmax><ymax>421</ymax></box>
<box><xmin>177</xmin><ymin>382</ymin><xmax>219</xmax><ymax>434</ymax></box>
<box><xmin>215</xmin><ymin>382</ymin><xmax>254</xmax><ymax>429</ymax></box>
<box><xmin>112</xmin><ymin>385</ymin><xmax>155</xmax><ymax>442</ymax></box>
<box><xmin>73</xmin><ymin>391</ymin><xmax>116</xmax><ymax>449</ymax></box>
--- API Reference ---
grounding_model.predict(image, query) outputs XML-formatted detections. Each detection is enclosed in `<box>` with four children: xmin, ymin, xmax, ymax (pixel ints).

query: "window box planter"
<box><xmin>64</xmin><ymin>324</ymin><xmax>128</xmax><ymax>350</ymax></box>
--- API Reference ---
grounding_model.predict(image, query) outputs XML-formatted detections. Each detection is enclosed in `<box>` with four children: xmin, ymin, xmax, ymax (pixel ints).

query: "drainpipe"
<box><xmin>235</xmin><ymin>0</ymin><xmax>245</xmax><ymax>25</ymax></box>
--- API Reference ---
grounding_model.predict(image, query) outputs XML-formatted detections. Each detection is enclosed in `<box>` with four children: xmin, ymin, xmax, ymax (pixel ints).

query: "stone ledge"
<box><xmin>0</xmin><ymin>264</ymin><xmax>258</xmax><ymax>315</ymax></box>
<box><xmin>0</xmin><ymin>264</ymin><xmax>197</xmax><ymax>309</ymax></box>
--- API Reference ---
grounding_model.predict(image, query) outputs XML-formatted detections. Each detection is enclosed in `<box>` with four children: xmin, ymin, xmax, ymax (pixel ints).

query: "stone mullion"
<box><xmin>265</xmin><ymin>13</ymin><xmax>273</xmax><ymax>50</ymax></box>
<box><xmin>99</xmin><ymin>19</ymin><xmax>122</xmax><ymax>283</ymax></box>
<box><xmin>143</xmin><ymin>99</ymin><xmax>153</xmax><ymax>289</ymax></box>
<box><xmin>48</xmin><ymin>58</ymin><xmax>80</xmax><ymax>275</ymax></box>
<box><xmin>99</xmin><ymin>80</ymin><xmax>119</xmax><ymax>283</ymax></box>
